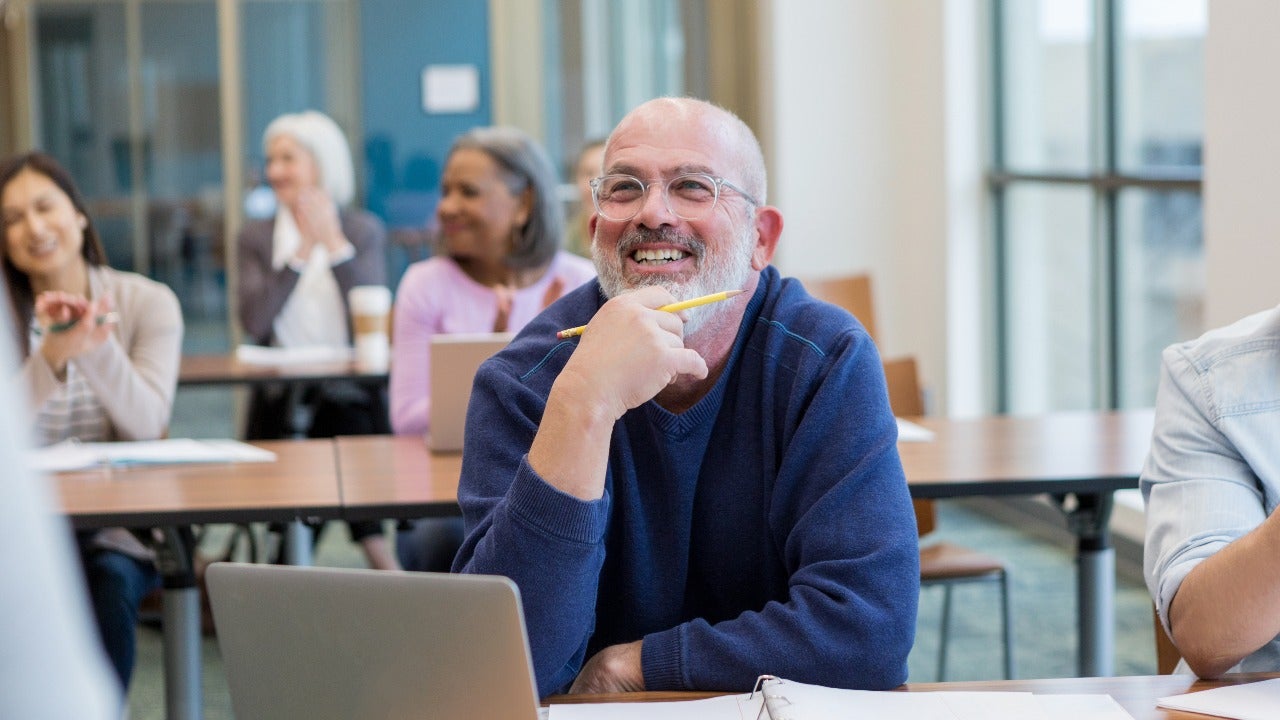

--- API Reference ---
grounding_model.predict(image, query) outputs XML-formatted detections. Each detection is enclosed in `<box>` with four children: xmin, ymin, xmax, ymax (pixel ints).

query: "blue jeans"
<box><xmin>396</xmin><ymin>517</ymin><xmax>465</xmax><ymax>572</ymax></box>
<box><xmin>83</xmin><ymin>548</ymin><xmax>162</xmax><ymax>689</ymax></box>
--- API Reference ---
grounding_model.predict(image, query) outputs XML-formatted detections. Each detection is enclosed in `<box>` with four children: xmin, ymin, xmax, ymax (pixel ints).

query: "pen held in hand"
<box><xmin>41</xmin><ymin>311</ymin><xmax>121</xmax><ymax>335</ymax></box>
<box><xmin>555</xmin><ymin>289</ymin><xmax>744</xmax><ymax>339</ymax></box>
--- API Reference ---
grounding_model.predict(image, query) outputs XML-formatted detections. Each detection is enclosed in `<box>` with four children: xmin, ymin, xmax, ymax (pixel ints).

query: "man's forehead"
<box><xmin>605</xmin><ymin>122</ymin><xmax>735</xmax><ymax>177</ymax></box>
<box><xmin>606</xmin><ymin>158</ymin><xmax>718</xmax><ymax>178</ymax></box>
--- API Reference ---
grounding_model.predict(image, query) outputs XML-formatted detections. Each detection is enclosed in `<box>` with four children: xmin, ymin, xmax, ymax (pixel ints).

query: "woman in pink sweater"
<box><xmin>390</xmin><ymin>127</ymin><xmax>595</xmax><ymax>436</ymax></box>
<box><xmin>389</xmin><ymin>127</ymin><xmax>594</xmax><ymax>571</ymax></box>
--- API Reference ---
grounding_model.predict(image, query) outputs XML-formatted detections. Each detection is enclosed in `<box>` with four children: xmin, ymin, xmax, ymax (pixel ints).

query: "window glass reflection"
<box><xmin>1003</xmin><ymin>184</ymin><xmax>1097</xmax><ymax>413</ymax></box>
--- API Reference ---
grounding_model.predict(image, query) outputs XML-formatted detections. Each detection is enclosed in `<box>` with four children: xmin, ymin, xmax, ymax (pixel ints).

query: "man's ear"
<box><xmin>750</xmin><ymin>206</ymin><xmax>783</xmax><ymax>270</ymax></box>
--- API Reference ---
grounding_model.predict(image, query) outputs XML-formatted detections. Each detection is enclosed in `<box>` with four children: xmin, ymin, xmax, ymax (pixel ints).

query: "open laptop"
<box><xmin>206</xmin><ymin>563</ymin><xmax>540</xmax><ymax>720</ymax></box>
<box><xmin>428</xmin><ymin>332</ymin><xmax>514</xmax><ymax>452</ymax></box>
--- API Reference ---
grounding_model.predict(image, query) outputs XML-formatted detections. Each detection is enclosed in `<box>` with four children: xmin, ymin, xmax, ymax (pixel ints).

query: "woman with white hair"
<box><xmin>237</xmin><ymin>110</ymin><xmax>395</xmax><ymax>568</ymax></box>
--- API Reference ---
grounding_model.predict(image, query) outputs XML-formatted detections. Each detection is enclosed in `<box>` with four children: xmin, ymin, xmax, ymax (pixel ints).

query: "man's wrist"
<box><xmin>528</xmin><ymin>378</ymin><xmax>617</xmax><ymax>501</ymax></box>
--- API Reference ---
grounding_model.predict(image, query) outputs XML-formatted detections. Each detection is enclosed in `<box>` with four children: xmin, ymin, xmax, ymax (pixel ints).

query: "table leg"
<box><xmin>162</xmin><ymin>586</ymin><xmax>202</xmax><ymax>719</ymax></box>
<box><xmin>1060</xmin><ymin>492</ymin><xmax>1116</xmax><ymax>677</ymax></box>
<box><xmin>286</xmin><ymin>383</ymin><xmax>311</xmax><ymax>439</ymax></box>
<box><xmin>154</xmin><ymin>526</ymin><xmax>202</xmax><ymax>720</ymax></box>
<box><xmin>283</xmin><ymin>520</ymin><xmax>314</xmax><ymax>565</ymax></box>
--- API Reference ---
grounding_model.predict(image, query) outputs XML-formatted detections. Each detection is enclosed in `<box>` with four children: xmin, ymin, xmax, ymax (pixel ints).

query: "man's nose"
<box><xmin>632</xmin><ymin>182</ymin><xmax>676</xmax><ymax>227</ymax></box>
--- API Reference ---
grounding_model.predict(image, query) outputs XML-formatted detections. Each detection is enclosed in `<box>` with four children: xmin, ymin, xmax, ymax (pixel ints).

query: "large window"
<box><xmin>993</xmin><ymin>0</ymin><xmax>1205</xmax><ymax>412</ymax></box>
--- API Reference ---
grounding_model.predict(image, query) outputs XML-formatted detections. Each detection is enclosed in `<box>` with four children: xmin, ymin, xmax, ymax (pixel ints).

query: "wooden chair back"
<box><xmin>1154</xmin><ymin>605</ymin><xmax>1181</xmax><ymax>673</ymax></box>
<box><xmin>884</xmin><ymin>357</ymin><xmax>924</xmax><ymax>416</ymax></box>
<box><xmin>801</xmin><ymin>274</ymin><xmax>878</xmax><ymax>344</ymax></box>
<box><xmin>883</xmin><ymin>355</ymin><xmax>933</xmax><ymax>537</ymax></box>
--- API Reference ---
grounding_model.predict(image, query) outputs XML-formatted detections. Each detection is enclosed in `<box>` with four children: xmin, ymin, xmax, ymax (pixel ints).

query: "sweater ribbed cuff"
<box><xmin>640</xmin><ymin>627</ymin><xmax>685</xmax><ymax>690</ymax></box>
<box><xmin>506</xmin><ymin>455</ymin><xmax>609</xmax><ymax>545</ymax></box>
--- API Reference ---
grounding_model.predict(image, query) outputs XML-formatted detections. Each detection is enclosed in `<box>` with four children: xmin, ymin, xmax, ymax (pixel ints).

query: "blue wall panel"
<box><xmin>360</xmin><ymin>0</ymin><xmax>490</xmax><ymax>243</ymax></box>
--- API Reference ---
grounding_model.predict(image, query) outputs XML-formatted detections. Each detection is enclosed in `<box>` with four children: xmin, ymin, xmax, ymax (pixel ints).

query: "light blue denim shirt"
<box><xmin>1143</xmin><ymin>304</ymin><xmax>1280</xmax><ymax>673</ymax></box>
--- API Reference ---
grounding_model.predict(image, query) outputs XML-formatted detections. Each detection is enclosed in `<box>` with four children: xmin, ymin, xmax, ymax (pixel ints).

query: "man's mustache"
<box><xmin>615</xmin><ymin>227</ymin><xmax>705</xmax><ymax>263</ymax></box>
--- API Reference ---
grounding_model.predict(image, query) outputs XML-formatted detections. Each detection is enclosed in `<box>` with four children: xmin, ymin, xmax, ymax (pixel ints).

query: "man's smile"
<box><xmin>631</xmin><ymin>247</ymin><xmax>689</xmax><ymax>264</ymax></box>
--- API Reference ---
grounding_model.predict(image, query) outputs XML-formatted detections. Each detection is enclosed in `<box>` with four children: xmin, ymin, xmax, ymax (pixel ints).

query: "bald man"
<box><xmin>454</xmin><ymin>98</ymin><xmax>918</xmax><ymax>696</ymax></box>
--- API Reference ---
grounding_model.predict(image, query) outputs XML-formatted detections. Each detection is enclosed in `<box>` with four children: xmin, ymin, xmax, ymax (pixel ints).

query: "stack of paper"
<box><xmin>896</xmin><ymin>417</ymin><xmax>936</xmax><ymax>442</ymax></box>
<box><xmin>236</xmin><ymin>344</ymin><xmax>353</xmax><ymax>366</ymax></box>
<box><xmin>28</xmin><ymin>439</ymin><xmax>277</xmax><ymax>473</ymax></box>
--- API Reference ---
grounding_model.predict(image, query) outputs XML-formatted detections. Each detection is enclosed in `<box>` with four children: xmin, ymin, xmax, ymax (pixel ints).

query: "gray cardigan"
<box><xmin>237</xmin><ymin>209</ymin><xmax>387</xmax><ymax>345</ymax></box>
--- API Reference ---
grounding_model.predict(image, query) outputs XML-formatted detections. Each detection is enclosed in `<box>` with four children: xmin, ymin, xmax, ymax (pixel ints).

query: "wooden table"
<box><xmin>178</xmin><ymin>353</ymin><xmax>390</xmax><ymax>437</ymax></box>
<box><xmin>56</xmin><ymin>439</ymin><xmax>343</xmax><ymax>528</ymax></box>
<box><xmin>330</xmin><ymin>410</ymin><xmax>1156</xmax><ymax>679</ymax></box>
<box><xmin>899</xmin><ymin>409</ymin><xmax>1155</xmax><ymax>678</ymax></box>
<box><xmin>548</xmin><ymin>673</ymin><xmax>1277</xmax><ymax>719</ymax></box>
<box><xmin>54</xmin><ymin>439</ymin><xmax>343</xmax><ymax>720</ymax></box>
<box><xmin>334</xmin><ymin>435</ymin><xmax>462</xmax><ymax>521</ymax></box>
<box><xmin>178</xmin><ymin>353</ymin><xmax>387</xmax><ymax>387</ymax></box>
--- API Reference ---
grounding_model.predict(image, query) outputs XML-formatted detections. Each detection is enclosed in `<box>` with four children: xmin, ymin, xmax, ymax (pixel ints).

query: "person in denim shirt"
<box><xmin>1143</xmin><ymin>304</ymin><xmax>1280</xmax><ymax>677</ymax></box>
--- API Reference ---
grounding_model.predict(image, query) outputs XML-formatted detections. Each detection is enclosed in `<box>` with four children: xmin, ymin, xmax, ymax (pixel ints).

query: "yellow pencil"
<box><xmin>556</xmin><ymin>290</ymin><xmax>744</xmax><ymax>339</ymax></box>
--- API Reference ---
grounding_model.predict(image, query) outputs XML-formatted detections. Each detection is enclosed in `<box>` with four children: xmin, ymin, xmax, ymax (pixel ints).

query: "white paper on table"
<box><xmin>28</xmin><ymin>438</ymin><xmax>276</xmax><ymax>472</ymax></box>
<box><xmin>550</xmin><ymin>685</ymin><xmax>1133</xmax><ymax>720</ymax></box>
<box><xmin>26</xmin><ymin>441</ymin><xmax>100</xmax><ymax>473</ymax></box>
<box><xmin>783</xmin><ymin>685</ymin><xmax>1046</xmax><ymax>720</ymax></box>
<box><xmin>549</xmin><ymin>694</ymin><xmax>753</xmax><ymax>720</ymax></box>
<box><xmin>1157</xmin><ymin>677</ymin><xmax>1280</xmax><ymax>720</ymax></box>
<box><xmin>1040</xmin><ymin>693</ymin><xmax>1135</xmax><ymax>720</ymax></box>
<box><xmin>235</xmin><ymin>344</ymin><xmax>353</xmax><ymax>366</ymax></box>
<box><xmin>896</xmin><ymin>417</ymin><xmax>936</xmax><ymax>442</ymax></box>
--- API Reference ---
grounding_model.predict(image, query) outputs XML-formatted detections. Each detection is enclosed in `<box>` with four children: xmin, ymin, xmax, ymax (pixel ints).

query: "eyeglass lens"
<box><xmin>594</xmin><ymin>174</ymin><xmax>722</xmax><ymax>221</ymax></box>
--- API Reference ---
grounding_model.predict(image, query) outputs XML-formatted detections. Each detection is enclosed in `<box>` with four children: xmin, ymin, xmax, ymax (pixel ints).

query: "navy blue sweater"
<box><xmin>454</xmin><ymin>266</ymin><xmax>919</xmax><ymax>696</ymax></box>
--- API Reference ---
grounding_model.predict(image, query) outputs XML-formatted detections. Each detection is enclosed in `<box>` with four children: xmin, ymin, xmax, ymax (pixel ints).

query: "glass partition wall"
<box><xmin>22</xmin><ymin>0</ymin><xmax>358</xmax><ymax>355</ymax></box>
<box><xmin>21</xmin><ymin>0</ymin><xmax>707</xmax><ymax>354</ymax></box>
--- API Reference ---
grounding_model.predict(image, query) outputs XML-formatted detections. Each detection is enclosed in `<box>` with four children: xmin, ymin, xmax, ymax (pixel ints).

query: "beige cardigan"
<box><xmin>21</xmin><ymin>265</ymin><xmax>183</xmax><ymax>441</ymax></box>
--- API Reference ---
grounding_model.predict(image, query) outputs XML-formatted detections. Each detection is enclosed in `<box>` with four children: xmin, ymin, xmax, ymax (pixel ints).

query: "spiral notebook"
<box><xmin>548</xmin><ymin>675</ymin><xmax>1135</xmax><ymax>719</ymax></box>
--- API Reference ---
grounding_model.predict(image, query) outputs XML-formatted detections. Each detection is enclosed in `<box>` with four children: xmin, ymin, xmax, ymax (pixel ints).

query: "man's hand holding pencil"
<box><xmin>556</xmin><ymin>289</ymin><xmax>743</xmax><ymax>339</ymax></box>
<box><xmin>528</xmin><ymin>286</ymin><xmax>714</xmax><ymax>501</ymax></box>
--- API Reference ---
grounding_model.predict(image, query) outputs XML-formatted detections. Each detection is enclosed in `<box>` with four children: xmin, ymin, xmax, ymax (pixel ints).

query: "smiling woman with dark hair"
<box><xmin>1</xmin><ymin>150</ymin><xmax>183</xmax><ymax>693</ymax></box>
<box><xmin>388</xmin><ymin>126</ymin><xmax>595</xmax><ymax>572</ymax></box>
<box><xmin>390</xmin><ymin>126</ymin><xmax>595</xmax><ymax>437</ymax></box>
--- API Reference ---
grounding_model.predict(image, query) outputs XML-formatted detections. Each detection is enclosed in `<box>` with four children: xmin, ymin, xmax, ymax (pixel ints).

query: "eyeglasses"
<box><xmin>589</xmin><ymin>173</ymin><xmax>760</xmax><ymax>222</ymax></box>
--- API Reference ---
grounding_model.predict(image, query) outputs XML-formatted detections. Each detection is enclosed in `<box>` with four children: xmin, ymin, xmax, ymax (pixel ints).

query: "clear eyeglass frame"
<box><xmin>589</xmin><ymin>172</ymin><xmax>760</xmax><ymax>222</ymax></box>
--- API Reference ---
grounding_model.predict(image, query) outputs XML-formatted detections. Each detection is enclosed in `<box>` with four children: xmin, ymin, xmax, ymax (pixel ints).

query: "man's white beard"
<box><xmin>592</xmin><ymin>225</ymin><xmax>754</xmax><ymax>336</ymax></box>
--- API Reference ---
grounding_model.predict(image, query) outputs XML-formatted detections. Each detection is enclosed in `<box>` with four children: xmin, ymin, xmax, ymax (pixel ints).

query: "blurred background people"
<box><xmin>390</xmin><ymin>126</ymin><xmax>594</xmax><ymax>570</ymax></box>
<box><xmin>1</xmin><ymin>151</ymin><xmax>183</xmax><ymax>692</ymax></box>
<box><xmin>564</xmin><ymin>138</ymin><xmax>605</xmax><ymax>258</ymax></box>
<box><xmin>236</xmin><ymin>110</ymin><xmax>396</xmax><ymax>569</ymax></box>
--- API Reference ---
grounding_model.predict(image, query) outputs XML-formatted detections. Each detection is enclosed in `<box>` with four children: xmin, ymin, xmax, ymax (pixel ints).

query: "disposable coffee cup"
<box><xmin>349</xmin><ymin>285</ymin><xmax>391</xmax><ymax>336</ymax></box>
<box><xmin>354</xmin><ymin>332</ymin><xmax>390</xmax><ymax>371</ymax></box>
<box><xmin>349</xmin><ymin>286</ymin><xmax>392</xmax><ymax>370</ymax></box>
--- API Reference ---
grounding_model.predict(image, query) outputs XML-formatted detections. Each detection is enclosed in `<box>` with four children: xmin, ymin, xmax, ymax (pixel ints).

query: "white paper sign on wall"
<box><xmin>422</xmin><ymin>64</ymin><xmax>480</xmax><ymax>114</ymax></box>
